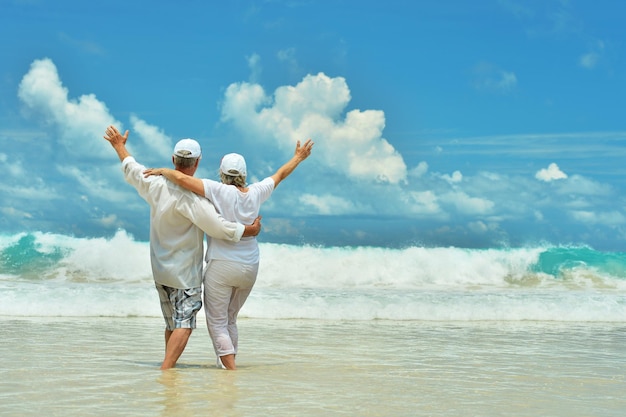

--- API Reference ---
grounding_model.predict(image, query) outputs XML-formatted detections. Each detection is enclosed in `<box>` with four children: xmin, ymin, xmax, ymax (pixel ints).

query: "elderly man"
<box><xmin>103</xmin><ymin>125</ymin><xmax>261</xmax><ymax>369</ymax></box>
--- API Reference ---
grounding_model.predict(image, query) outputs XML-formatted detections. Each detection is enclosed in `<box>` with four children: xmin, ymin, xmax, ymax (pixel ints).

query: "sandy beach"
<box><xmin>1</xmin><ymin>316</ymin><xmax>625</xmax><ymax>417</ymax></box>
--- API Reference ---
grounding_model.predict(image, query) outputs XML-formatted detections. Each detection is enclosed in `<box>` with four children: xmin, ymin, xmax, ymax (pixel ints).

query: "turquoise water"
<box><xmin>1</xmin><ymin>231</ymin><xmax>625</xmax><ymax>416</ymax></box>
<box><xmin>533</xmin><ymin>245</ymin><xmax>626</xmax><ymax>278</ymax></box>
<box><xmin>0</xmin><ymin>233</ymin><xmax>65</xmax><ymax>276</ymax></box>
<box><xmin>1</xmin><ymin>231</ymin><xmax>625</xmax><ymax>321</ymax></box>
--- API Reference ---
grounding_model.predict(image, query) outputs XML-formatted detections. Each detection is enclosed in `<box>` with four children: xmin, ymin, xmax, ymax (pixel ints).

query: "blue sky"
<box><xmin>1</xmin><ymin>0</ymin><xmax>625</xmax><ymax>249</ymax></box>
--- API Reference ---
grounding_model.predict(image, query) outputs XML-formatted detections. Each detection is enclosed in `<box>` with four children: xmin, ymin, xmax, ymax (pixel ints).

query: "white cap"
<box><xmin>220</xmin><ymin>153</ymin><xmax>247</xmax><ymax>177</ymax></box>
<box><xmin>173</xmin><ymin>139</ymin><xmax>202</xmax><ymax>159</ymax></box>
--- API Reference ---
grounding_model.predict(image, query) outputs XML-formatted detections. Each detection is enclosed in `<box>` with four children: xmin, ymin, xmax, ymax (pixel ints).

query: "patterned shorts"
<box><xmin>155</xmin><ymin>284</ymin><xmax>202</xmax><ymax>331</ymax></box>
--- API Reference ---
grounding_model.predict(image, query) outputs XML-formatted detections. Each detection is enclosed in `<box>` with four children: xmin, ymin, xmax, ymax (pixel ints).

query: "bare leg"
<box><xmin>161</xmin><ymin>328</ymin><xmax>192</xmax><ymax>370</ymax></box>
<box><xmin>164</xmin><ymin>329</ymin><xmax>172</xmax><ymax>348</ymax></box>
<box><xmin>219</xmin><ymin>354</ymin><xmax>236</xmax><ymax>370</ymax></box>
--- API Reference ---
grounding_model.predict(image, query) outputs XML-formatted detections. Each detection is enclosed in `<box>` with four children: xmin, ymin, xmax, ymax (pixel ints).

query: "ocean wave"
<box><xmin>1</xmin><ymin>230</ymin><xmax>625</xmax><ymax>320</ymax></box>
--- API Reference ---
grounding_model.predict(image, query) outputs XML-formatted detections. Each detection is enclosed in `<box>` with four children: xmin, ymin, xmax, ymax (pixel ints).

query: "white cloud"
<box><xmin>442</xmin><ymin>191</ymin><xmax>495</xmax><ymax>215</ymax></box>
<box><xmin>557</xmin><ymin>174</ymin><xmax>612</xmax><ymax>196</ymax></box>
<box><xmin>441</xmin><ymin>170</ymin><xmax>463</xmax><ymax>184</ymax></box>
<box><xmin>570</xmin><ymin>210</ymin><xmax>626</xmax><ymax>226</ymax></box>
<box><xmin>56</xmin><ymin>165</ymin><xmax>131</xmax><ymax>203</ymax></box>
<box><xmin>406</xmin><ymin>191</ymin><xmax>441</xmax><ymax>215</ymax></box>
<box><xmin>535</xmin><ymin>162</ymin><xmax>567</xmax><ymax>182</ymax></box>
<box><xmin>0</xmin><ymin>152</ymin><xmax>25</xmax><ymax>177</ymax></box>
<box><xmin>1</xmin><ymin>206</ymin><xmax>34</xmax><ymax>219</ymax></box>
<box><xmin>130</xmin><ymin>115</ymin><xmax>173</xmax><ymax>160</ymax></box>
<box><xmin>468</xmin><ymin>220</ymin><xmax>488</xmax><ymax>233</ymax></box>
<box><xmin>97</xmin><ymin>214</ymin><xmax>119</xmax><ymax>228</ymax></box>
<box><xmin>277</xmin><ymin>47</ymin><xmax>301</xmax><ymax>75</ymax></box>
<box><xmin>221</xmin><ymin>72</ymin><xmax>407</xmax><ymax>184</ymax></box>
<box><xmin>263</xmin><ymin>218</ymin><xmax>303</xmax><ymax>236</ymax></box>
<box><xmin>409</xmin><ymin>161</ymin><xmax>429</xmax><ymax>178</ymax></box>
<box><xmin>299</xmin><ymin>193</ymin><xmax>359</xmax><ymax>215</ymax></box>
<box><xmin>247</xmin><ymin>53</ymin><xmax>262</xmax><ymax>83</ymax></box>
<box><xmin>18</xmin><ymin>58</ymin><xmax>119</xmax><ymax>157</ymax></box>
<box><xmin>0</xmin><ymin>182</ymin><xmax>61</xmax><ymax>200</ymax></box>
<box><xmin>472</xmin><ymin>62</ymin><xmax>518</xmax><ymax>93</ymax></box>
<box><xmin>11</xmin><ymin>57</ymin><xmax>625</xmax><ymax>249</ymax></box>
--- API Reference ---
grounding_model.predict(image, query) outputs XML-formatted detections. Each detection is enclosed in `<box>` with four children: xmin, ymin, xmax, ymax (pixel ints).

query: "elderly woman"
<box><xmin>144</xmin><ymin>138</ymin><xmax>313</xmax><ymax>370</ymax></box>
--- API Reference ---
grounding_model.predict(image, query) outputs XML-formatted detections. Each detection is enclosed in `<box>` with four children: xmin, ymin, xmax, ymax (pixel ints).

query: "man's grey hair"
<box><xmin>173</xmin><ymin>154</ymin><xmax>199</xmax><ymax>168</ymax></box>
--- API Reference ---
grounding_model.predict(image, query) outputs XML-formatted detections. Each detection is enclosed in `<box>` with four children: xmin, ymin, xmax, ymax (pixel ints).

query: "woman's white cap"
<box><xmin>220</xmin><ymin>153</ymin><xmax>247</xmax><ymax>176</ymax></box>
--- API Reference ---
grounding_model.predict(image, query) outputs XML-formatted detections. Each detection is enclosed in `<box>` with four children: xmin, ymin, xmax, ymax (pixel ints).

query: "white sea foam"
<box><xmin>0</xmin><ymin>231</ymin><xmax>625</xmax><ymax>320</ymax></box>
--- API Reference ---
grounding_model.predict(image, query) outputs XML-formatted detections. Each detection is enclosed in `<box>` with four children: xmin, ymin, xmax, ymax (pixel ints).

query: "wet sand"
<box><xmin>1</xmin><ymin>317</ymin><xmax>625</xmax><ymax>416</ymax></box>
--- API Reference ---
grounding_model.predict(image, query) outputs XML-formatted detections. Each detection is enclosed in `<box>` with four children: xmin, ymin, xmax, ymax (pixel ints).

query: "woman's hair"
<box><xmin>220</xmin><ymin>171</ymin><xmax>246</xmax><ymax>188</ymax></box>
<box><xmin>173</xmin><ymin>154</ymin><xmax>199</xmax><ymax>169</ymax></box>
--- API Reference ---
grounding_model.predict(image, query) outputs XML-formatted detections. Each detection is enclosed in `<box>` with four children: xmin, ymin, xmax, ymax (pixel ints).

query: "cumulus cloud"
<box><xmin>441</xmin><ymin>170</ymin><xmax>463</xmax><ymax>184</ymax></box>
<box><xmin>130</xmin><ymin>115</ymin><xmax>173</xmax><ymax>160</ymax></box>
<box><xmin>97</xmin><ymin>214</ymin><xmax>119</xmax><ymax>228</ymax></box>
<box><xmin>535</xmin><ymin>162</ymin><xmax>567</xmax><ymax>182</ymax></box>
<box><xmin>299</xmin><ymin>193</ymin><xmax>361</xmax><ymax>215</ymax></box>
<box><xmin>12</xmin><ymin>57</ymin><xmax>624</xmax><ymax>248</ymax></box>
<box><xmin>570</xmin><ymin>210</ymin><xmax>626</xmax><ymax>226</ymax></box>
<box><xmin>15</xmin><ymin>58</ymin><xmax>179</xmax><ymax>192</ymax></box>
<box><xmin>556</xmin><ymin>175</ymin><xmax>612</xmax><ymax>196</ymax></box>
<box><xmin>18</xmin><ymin>58</ymin><xmax>119</xmax><ymax>157</ymax></box>
<box><xmin>442</xmin><ymin>191</ymin><xmax>495</xmax><ymax>215</ymax></box>
<box><xmin>409</xmin><ymin>161</ymin><xmax>429</xmax><ymax>178</ymax></box>
<box><xmin>406</xmin><ymin>191</ymin><xmax>441</xmax><ymax>215</ymax></box>
<box><xmin>13</xmin><ymin>57</ymin><xmax>162</xmax><ymax>236</ymax></box>
<box><xmin>56</xmin><ymin>165</ymin><xmax>130</xmax><ymax>203</ymax></box>
<box><xmin>221</xmin><ymin>72</ymin><xmax>407</xmax><ymax>184</ymax></box>
<box><xmin>468</xmin><ymin>220</ymin><xmax>488</xmax><ymax>233</ymax></box>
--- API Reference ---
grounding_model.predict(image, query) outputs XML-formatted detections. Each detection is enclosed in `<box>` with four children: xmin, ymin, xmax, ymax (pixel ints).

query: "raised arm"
<box><xmin>270</xmin><ymin>139</ymin><xmax>314</xmax><ymax>188</ymax></box>
<box><xmin>144</xmin><ymin>168</ymin><xmax>205</xmax><ymax>196</ymax></box>
<box><xmin>103</xmin><ymin>125</ymin><xmax>131</xmax><ymax>162</ymax></box>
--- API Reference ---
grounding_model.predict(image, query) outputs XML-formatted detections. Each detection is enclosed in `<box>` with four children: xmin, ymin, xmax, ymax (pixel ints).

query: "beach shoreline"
<box><xmin>1</xmin><ymin>316</ymin><xmax>625</xmax><ymax>416</ymax></box>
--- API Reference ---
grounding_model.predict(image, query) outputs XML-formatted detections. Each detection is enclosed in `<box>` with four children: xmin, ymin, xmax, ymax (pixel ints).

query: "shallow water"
<box><xmin>1</xmin><ymin>317</ymin><xmax>625</xmax><ymax>417</ymax></box>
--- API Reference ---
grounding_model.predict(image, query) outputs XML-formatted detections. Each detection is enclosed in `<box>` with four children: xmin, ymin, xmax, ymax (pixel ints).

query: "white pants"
<box><xmin>203</xmin><ymin>260</ymin><xmax>259</xmax><ymax>358</ymax></box>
